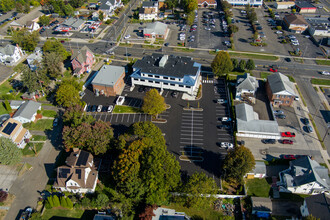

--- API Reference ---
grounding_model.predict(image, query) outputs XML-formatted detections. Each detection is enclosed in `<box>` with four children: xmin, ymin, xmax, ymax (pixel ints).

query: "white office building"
<box><xmin>225</xmin><ymin>0</ymin><xmax>263</xmax><ymax>7</ymax></box>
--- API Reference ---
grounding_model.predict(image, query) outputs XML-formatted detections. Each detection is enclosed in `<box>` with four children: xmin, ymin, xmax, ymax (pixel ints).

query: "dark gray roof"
<box><xmin>92</xmin><ymin>65</ymin><xmax>125</xmax><ymax>87</ymax></box>
<box><xmin>267</xmin><ymin>72</ymin><xmax>296</xmax><ymax>96</ymax></box>
<box><xmin>99</xmin><ymin>0</ymin><xmax>116</xmax><ymax>10</ymax></box>
<box><xmin>133</xmin><ymin>53</ymin><xmax>199</xmax><ymax>78</ymax></box>
<box><xmin>142</xmin><ymin>1</ymin><xmax>157</xmax><ymax>7</ymax></box>
<box><xmin>236</xmin><ymin>73</ymin><xmax>259</xmax><ymax>91</ymax></box>
<box><xmin>295</xmin><ymin>1</ymin><xmax>316</xmax><ymax>8</ymax></box>
<box><xmin>236</xmin><ymin>103</ymin><xmax>279</xmax><ymax>135</ymax></box>
<box><xmin>252</xmin><ymin>197</ymin><xmax>272</xmax><ymax>212</ymax></box>
<box><xmin>283</xmin><ymin>156</ymin><xmax>330</xmax><ymax>188</ymax></box>
<box><xmin>305</xmin><ymin>193</ymin><xmax>330</xmax><ymax>220</ymax></box>
<box><xmin>305</xmin><ymin>17</ymin><xmax>330</xmax><ymax>30</ymax></box>
<box><xmin>71</xmin><ymin>45</ymin><xmax>92</xmax><ymax>64</ymax></box>
<box><xmin>62</xmin><ymin>18</ymin><xmax>85</xmax><ymax>29</ymax></box>
<box><xmin>13</xmin><ymin>101</ymin><xmax>41</xmax><ymax>120</ymax></box>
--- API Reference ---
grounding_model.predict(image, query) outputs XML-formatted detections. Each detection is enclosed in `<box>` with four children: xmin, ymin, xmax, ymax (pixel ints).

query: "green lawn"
<box><xmin>246</xmin><ymin>178</ymin><xmax>271</xmax><ymax>198</ymax></box>
<box><xmin>41</xmin><ymin>109</ymin><xmax>57</xmax><ymax>117</ymax></box>
<box><xmin>0</xmin><ymin>102</ymin><xmax>10</xmax><ymax>115</ymax></box>
<box><xmin>21</xmin><ymin>143</ymin><xmax>44</xmax><ymax>156</ymax></box>
<box><xmin>287</xmin><ymin>75</ymin><xmax>295</xmax><ymax>83</ymax></box>
<box><xmin>113</xmin><ymin>105</ymin><xmax>142</xmax><ymax>113</ymax></box>
<box><xmin>41</xmin><ymin>208</ymin><xmax>85</xmax><ymax>219</ymax></box>
<box><xmin>229</xmin><ymin>71</ymin><xmax>246</xmax><ymax>76</ymax></box>
<box><xmin>315</xmin><ymin>59</ymin><xmax>330</xmax><ymax>66</ymax></box>
<box><xmin>23</xmin><ymin>119</ymin><xmax>53</xmax><ymax>131</ymax></box>
<box><xmin>165</xmin><ymin>202</ymin><xmax>232</xmax><ymax>220</ymax></box>
<box><xmin>173</xmin><ymin>48</ymin><xmax>195</xmax><ymax>52</ymax></box>
<box><xmin>228</xmin><ymin>52</ymin><xmax>278</xmax><ymax>61</ymax></box>
<box><xmin>0</xmin><ymin>80</ymin><xmax>12</xmax><ymax>95</ymax></box>
<box><xmin>31</xmin><ymin>135</ymin><xmax>47</xmax><ymax>141</ymax></box>
<box><xmin>311</xmin><ymin>78</ymin><xmax>330</xmax><ymax>86</ymax></box>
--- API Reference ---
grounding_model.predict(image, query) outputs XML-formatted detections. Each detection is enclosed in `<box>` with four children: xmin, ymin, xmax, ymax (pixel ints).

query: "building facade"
<box><xmin>0</xmin><ymin>118</ymin><xmax>32</xmax><ymax>148</ymax></box>
<box><xmin>295</xmin><ymin>1</ymin><xmax>317</xmax><ymax>13</ymax></box>
<box><xmin>197</xmin><ymin>0</ymin><xmax>217</xmax><ymax>8</ymax></box>
<box><xmin>306</xmin><ymin>17</ymin><xmax>330</xmax><ymax>37</ymax></box>
<box><xmin>235</xmin><ymin>73</ymin><xmax>259</xmax><ymax>101</ymax></box>
<box><xmin>283</xmin><ymin>14</ymin><xmax>309</xmax><ymax>33</ymax></box>
<box><xmin>71</xmin><ymin>46</ymin><xmax>95</xmax><ymax>76</ymax></box>
<box><xmin>224</xmin><ymin>0</ymin><xmax>263</xmax><ymax>7</ymax></box>
<box><xmin>143</xmin><ymin>22</ymin><xmax>169</xmax><ymax>39</ymax></box>
<box><xmin>0</xmin><ymin>44</ymin><xmax>23</xmax><ymax>66</ymax></box>
<box><xmin>131</xmin><ymin>54</ymin><xmax>202</xmax><ymax>96</ymax></box>
<box><xmin>12</xmin><ymin>100</ymin><xmax>42</xmax><ymax>124</ymax></box>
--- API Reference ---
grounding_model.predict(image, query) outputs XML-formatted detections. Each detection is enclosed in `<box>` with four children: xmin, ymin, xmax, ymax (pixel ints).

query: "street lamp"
<box><xmin>322</xmin><ymin>123</ymin><xmax>330</xmax><ymax>142</ymax></box>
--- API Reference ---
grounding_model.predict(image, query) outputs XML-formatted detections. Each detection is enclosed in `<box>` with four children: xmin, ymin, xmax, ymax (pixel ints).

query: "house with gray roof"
<box><xmin>266</xmin><ymin>72</ymin><xmax>297</xmax><ymax>107</ymax></box>
<box><xmin>62</xmin><ymin>17</ymin><xmax>85</xmax><ymax>30</ymax></box>
<box><xmin>246</xmin><ymin>161</ymin><xmax>267</xmax><ymax>179</ymax></box>
<box><xmin>143</xmin><ymin>22</ymin><xmax>169</xmax><ymax>39</ymax></box>
<box><xmin>27</xmin><ymin>47</ymin><xmax>43</xmax><ymax>71</ymax></box>
<box><xmin>12</xmin><ymin>100</ymin><xmax>41</xmax><ymax>124</ymax></box>
<box><xmin>235</xmin><ymin>103</ymin><xmax>280</xmax><ymax>139</ymax></box>
<box><xmin>91</xmin><ymin>65</ymin><xmax>125</xmax><ymax>96</ymax></box>
<box><xmin>251</xmin><ymin>197</ymin><xmax>272</xmax><ymax>218</ymax></box>
<box><xmin>99</xmin><ymin>0</ymin><xmax>122</xmax><ymax>19</ymax></box>
<box><xmin>300</xmin><ymin>193</ymin><xmax>330</xmax><ymax>220</ymax></box>
<box><xmin>235</xmin><ymin>73</ymin><xmax>259</xmax><ymax>101</ymax></box>
<box><xmin>0</xmin><ymin>44</ymin><xmax>23</xmax><ymax>66</ymax></box>
<box><xmin>10</xmin><ymin>100</ymin><xmax>25</xmax><ymax>110</ymax></box>
<box><xmin>279</xmin><ymin>156</ymin><xmax>330</xmax><ymax>194</ymax></box>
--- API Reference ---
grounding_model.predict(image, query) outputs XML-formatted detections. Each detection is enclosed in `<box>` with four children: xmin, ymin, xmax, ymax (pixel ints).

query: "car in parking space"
<box><xmin>124</xmin><ymin>34</ymin><xmax>131</xmax><ymax>39</ymax></box>
<box><xmin>221</xmin><ymin>117</ymin><xmax>232</xmax><ymax>122</ymax></box>
<box><xmin>292</xmin><ymin>42</ymin><xmax>299</xmax><ymax>46</ymax></box>
<box><xmin>301</xmin><ymin>117</ymin><xmax>310</xmax><ymax>125</ymax></box>
<box><xmin>217</xmin><ymin>124</ymin><xmax>230</xmax><ymax>129</ymax></box>
<box><xmin>97</xmin><ymin>105</ymin><xmax>103</xmax><ymax>112</ymax></box>
<box><xmin>204</xmin><ymin>26</ymin><xmax>211</xmax><ymax>31</ymax></box>
<box><xmin>116</xmin><ymin>96</ymin><xmax>125</xmax><ymax>105</ymax></box>
<box><xmin>284</xmin><ymin>58</ymin><xmax>291</xmax><ymax>62</ymax></box>
<box><xmin>275</xmin><ymin>114</ymin><xmax>286</xmax><ymax>119</ymax></box>
<box><xmin>261</xmin><ymin>139</ymin><xmax>276</xmax><ymax>144</ymax></box>
<box><xmin>124</xmin><ymin>53</ymin><xmax>131</xmax><ymax>56</ymax></box>
<box><xmin>53</xmin><ymin>118</ymin><xmax>58</xmax><ymax>127</ymax></box>
<box><xmin>79</xmin><ymin>91</ymin><xmax>85</xmax><ymax>98</ymax></box>
<box><xmin>86</xmin><ymin>105</ymin><xmax>92</xmax><ymax>112</ymax></box>
<box><xmin>276</xmin><ymin>30</ymin><xmax>283</xmax><ymax>34</ymax></box>
<box><xmin>107</xmin><ymin>105</ymin><xmax>114</xmax><ymax>113</ymax></box>
<box><xmin>91</xmin><ymin>105</ymin><xmax>97</xmax><ymax>112</ymax></box>
<box><xmin>281</xmin><ymin>154</ymin><xmax>296</xmax><ymax>160</ymax></box>
<box><xmin>164</xmin><ymin>43</ymin><xmax>169</xmax><ymax>47</ymax></box>
<box><xmin>281</xmin><ymin>132</ymin><xmax>296</xmax><ymax>137</ymax></box>
<box><xmin>171</xmin><ymin>91</ymin><xmax>178</xmax><ymax>98</ymax></box>
<box><xmin>269</xmin><ymin>68</ymin><xmax>278</xmax><ymax>72</ymax></box>
<box><xmin>282</xmin><ymin>139</ymin><xmax>294</xmax><ymax>145</ymax></box>
<box><xmin>321</xmin><ymin>71</ymin><xmax>330</xmax><ymax>75</ymax></box>
<box><xmin>273</xmin><ymin>110</ymin><xmax>284</xmax><ymax>114</ymax></box>
<box><xmin>305</xmin><ymin>125</ymin><xmax>313</xmax><ymax>133</ymax></box>
<box><xmin>192</xmin><ymin>24</ymin><xmax>197</xmax><ymax>28</ymax></box>
<box><xmin>220</xmin><ymin>142</ymin><xmax>234</xmax><ymax>149</ymax></box>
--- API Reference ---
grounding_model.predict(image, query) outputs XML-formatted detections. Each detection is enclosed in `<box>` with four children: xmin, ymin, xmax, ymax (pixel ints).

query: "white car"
<box><xmin>116</xmin><ymin>96</ymin><xmax>125</xmax><ymax>105</ymax></box>
<box><xmin>220</xmin><ymin>142</ymin><xmax>234</xmax><ymax>149</ymax></box>
<box><xmin>276</xmin><ymin>31</ymin><xmax>283</xmax><ymax>34</ymax></box>
<box><xmin>124</xmin><ymin>34</ymin><xmax>131</xmax><ymax>39</ymax></box>
<box><xmin>97</xmin><ymin>105</ymin><xmax>103</xmax><ymax>112</ymax></box>
<box><xmin>292</xmin><ymin>42</ymin><xmax>299</xmax><ymax>46</ymax></box>
<box><xmin>217</xmin><ymin>99</ymin><xmax>227</xmax><ymax>104</ymax></box>
<box><xmin>107</xmin><ymin>105</ymin><xmax>114</xmax><ymax>113</ymax></box>
<box><xmin>221</xmin><ymin>117</ymin><xmax>232</xmax><ymax>122</ymax></box>
<box><xmin>321</xmin><ymin>71</ymin><xmax>330</xmax><ymax>75</ymax></box>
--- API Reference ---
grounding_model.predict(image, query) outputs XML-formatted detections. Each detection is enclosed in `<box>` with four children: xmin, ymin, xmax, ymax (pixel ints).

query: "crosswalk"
<box><xmin>203</xmin><ymin>80</ymin><xmax>214</xmax><ymax>84</ymax></box>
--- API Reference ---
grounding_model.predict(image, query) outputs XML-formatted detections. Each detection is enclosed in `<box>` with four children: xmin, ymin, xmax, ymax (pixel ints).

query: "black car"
<box><xmin>275</xmin><ymin>114</ymin><xmax>286</xmax><ymax>119</ymax></box>
<box><xmin>305</xmin><ymin>125</ymin><xmax>313</xmax><ymax>133</ymax></box>
<box><xmin>91</xmin><ymin>105</ymin><xmax>97</xmax><ymax>112</ymax></box>
<box><xmin>301</xmin><ymin>117</ymin><xmax>310</xmax><ymax>125</ymax></box>
<box><xmin>261</xmin><ymin>139</ymin><xmax>276</xmax><ymax>144</ymax></box>
<box><xmin>171</xmin><ymin>91</ymin><xmax>178</xmax><ymax>98</ymax></box>
<box><xmin>164</xmin><ymin>43</ymin><xmax>169</xmax><ymax>47</ymax></box>
<box><xmin>285</xmin><ymin>58</ymin><xmax>291</xmax><ymax>62</ymax></box>
<box><xmin>138</xmin><ymin>86</ymin><xmax>145</xmax><ymax>93</ymax></box>
<box><xmin>86</xmin><ymin>105</ymin><xmax>92</xmax><ymax>112</ymax></box>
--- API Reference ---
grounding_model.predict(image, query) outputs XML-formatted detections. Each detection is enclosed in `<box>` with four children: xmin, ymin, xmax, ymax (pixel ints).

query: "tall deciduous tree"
<box><xmin>246</xmin><ymin>59</ymin><xmax>255</xmax><ymax>71</ymax></box>
<box><xmin>11</xmin><ymin>28</ymin><xmax>40</xmax><ymax>52</ymax></box>
<box><xmin>56</xmin><ymin>78</ymin><xmax>82</xmax><ymax>108</ymax></box>
<box><xmin>38</xmin><ymin>15</ymin><xmax>51</xmax><ymax>26</ymax></box>
<box><xmin>0</xmin><ymin>0</ymin><xmax>15</xmax><ymax>12</ymax></box>
<box><xmin>62</xmin><ymin>104</ymin><xmax>95</xmax><ymax>127</ymax></box>
<box><xmin>211</xmin><ymin>51</ymin><xmax>233</xmax><ymax>77</ymax></box>
<box><xmin>142</xmin><ymin>89</ymin><xmax>166</xmax><ymax>118</ymax></box>
<box><xmin>165</xmin><ymin>0</ymin><xmax>177</xmax><ymax>12</ymax></box>
<box><xmin>43</xmin><ymin>52</ymin><xmax>64</xmax><ymax>79</ymax></box>
<box><xmin>43</xmin><ymin>40</ymin><xmax>70</xmax><ymax>61</ymax></box>
<box><xmin>0</xmin><ymin>137</ymin><xmax>22</xmax><ymax>165</ymax></box>
<box><xmin>182</xmin><ymin>0</ymin><xmax>197</xmax><ymax>13</ymax></box>
<box><xmin>69</xmin><ymin>0</ymin><xmax>85</xmax><ymax>8</ymax></box>
<box><xmin>238</xmin><ymin>60</ymin><xmax>246</xmax><ymax>72</ymax></box>
<box><xmin>223</xmin><ymin>146</ymin><xmax>255</xmax><ymax>184</ymax></box>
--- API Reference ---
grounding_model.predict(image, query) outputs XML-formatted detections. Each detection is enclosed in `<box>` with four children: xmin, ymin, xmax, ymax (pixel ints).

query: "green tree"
<box><xmin>3</xmin><ymin>100</ymin><xmax>11</xmax><ymax>112</ymax></box>
<box><xmin>165</xmin><ymin>0</ymin><xmax>177</xmax><ymax>12</ymax></box>
<box><xmin>229</xmin><ymin>24</ymin><xmax>239</xmax><ymax>34</ymax></box>
<box><xmin>43</xmin><ymin>40</ymin><xmax>70</xmax><ymax>61</ymax></box>
<box><xmin>69</xmin><ymin>0</ymin><xmax>85</xmax><ymax>8</ymax></box>
<box><xmin>186</xmin><ymin>11</ymin><xmax>195</xmax><ymax>26</ymax></box>
<box><xmin>43</xmin><ymin>52</ymin><xmax>64</xmax><ymax>79</ymax></box>
<box><xmin>304</xmin><ymin>215</ymin><xmax>320</xmax><ymax>220</ymax></box>
<box><xmin>231</xmin><ymin>58</ymin><xmax>239</xmax><ymax>71</ymax></box>
<box><xmin>62</xmin><ymin>104</ymin><xmax>95</xmax><ymax>127</ymax></box>
<box><xmin>38</xmin><ymin>15</ymin><xmax>51</xmax><ymax>26</ymax></box>
<box><xmin>99</xmin><ymin>11</ymin><xmax>104</xmax><ymax>21</ymax></box>
<box><xmin>0</xmin><ymin>137</ymin><xmax>22</xmax><ymax>165</ymax></box>
<box><xmin>276</xmin><ymin>26</ymin><xmax>282</xmax><ymax>31</ymax></box>
<box><xmin>21</xmin><ymin>66</ymin><xmax>40</xmax><ymax>92</ymax></box>
<box><xmin>60</xmin><ymin>196</ymin><xmax>68</xmax><ymax>208</ymax></box>
<box><xmin>238</xmin><ymin>60</ymin><xmax>246</xmax><ymax>72</ymax></box>
<box><xmin>11</xmin><ymin>28</ymin><xmax>40</xmax><ymax>52</ymax></box>
<box><xmin>56</xmin><ymin>78</ymin><xmax>82</xmax><ymax>108</ymax></box>
<box><xmin>52</xmin><ymin>195</ymin><xmax>60</xmax><ymax>207</ymax></box>
<box><xmin>66</xmin><ymin>197</ymin><xmax>73</xmax><ymax>209</ymax></box>
<box><xmin>46</xmin><ymin>196</ymin><xmax>54</xmax><ymax>208</ymax></box>
<box><xmin>0</xmin><ymin>0</ymin><xmax>15</xmax><ymax>12</ymax></box>
<box><xmin>81</xmin><ymin>197</ymin><xmax>91</xmax><ymax>208</ymax></box>
<box><xmin>246</xmin><ymin>59</ymin><xmax>255</xmax><ymax>71</ymax></box>
<box><xmin>142</xmin><ymin>89</ymin><xmax>166</xmax><ymax>118</ymax></box>
<box><xmin>182</xmin><ymin>0</ymin><xmax>197</xmax><ymax>13</ymax></box>
<box><xmin>183</xmin><ymin>172</ymin><xmax>217</xmax><ymax>208</ymax></box>
<box><xmin>223</xmin><ymin>146</ymin><xmax>255</xmax><ymax>184</ymax></box>
<box><xmin>211</xmin><ymin>51</ymin><xmax>233</xmax><ymax>77</ymax></box>
<box><xmin>95</xmin><ymin>194</ymin><xmax>109</xmax><ymax>208</ymax></box>
<box><xmin>291</xmin><ymin>9</ymin><xmax>296</xmax><ymax>13</ymax></box>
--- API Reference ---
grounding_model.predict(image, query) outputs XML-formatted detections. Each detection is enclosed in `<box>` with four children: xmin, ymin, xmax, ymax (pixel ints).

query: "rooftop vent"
<box><xmin>159</xmin><ymin>55</ymin><xmax>168</xmax><ymax>67</ymax></box>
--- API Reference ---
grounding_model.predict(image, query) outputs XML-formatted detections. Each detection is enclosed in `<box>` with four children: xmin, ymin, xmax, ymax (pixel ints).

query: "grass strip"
<box><xmin>295</xmin><ymin>85</ymin><xmax>307</xmax><ymax>107</ymax></box>
<box><xmin>41</xmin><ymin>109</ymin><xmax>57</xmax><ymax>117</ymax></box>
<box><xmin>173</xmin><ymin>48</ymin><xmax>195</xmax><ymax>52</ymax></box>
<box><xmin>315</xmin><ymin>59</ymin><xmax>330</xmax><ymax>66</ymax></box>
<box><xmin>311</xmin><ymin>78</ymin><xmax>330</xmax><ymax>86</ymax></box>
<box><xmin>23</xmin><ymin>119</ymin><xmax>53</xmax><ymax>131</ymax></box>
<box><xmin>113</xmin><ymin>105</ymin><xmax>142</xmax><ymax>113</ymax></box>
<box><xmin>31</xmin><ymin>135</ymin><xmax>47</xmax><ymax>141</ymax></box>
<box><xmin>228</xmin><ymin>52</ymin><xmax>278</xmax><ymax>60</ymax></box>
<box><xmin>308</xmin><ymin>113</ymin><xmax>326</xmax><ymax>150</ymax></box>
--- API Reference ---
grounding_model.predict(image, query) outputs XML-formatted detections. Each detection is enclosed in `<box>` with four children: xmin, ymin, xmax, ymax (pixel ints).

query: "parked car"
<box><xmin>107</xmin><ymin>105</ymin><xmax>114</xmax><ymax>113</ymax></box>
<box><xmin>273</xmin><ymin>110</ymin><xmax>284</xmax><ymax>114</ymax></box>
<box><xmin>284</xmin><ymin>58</ymin><xmax>291</xmax><ymax>62</ymax></box>
<box><xmin>91</xmin><ymin>105</ymin><xmax>97</xmax><ymax>112</ymax></box>
<box><xmin>124</xmin><ymin>34</ymin><xmax>131</xmax><ymax>39</ymax></box>
<box><xmin>53</xmin><ymin>118</ymin><xmax>58</xmax><ymax>127</ymax></box>
<box><xmin>281</xmin><ymin>132</ymin><xmax>296</xmax><ymax>137</ymax></box>
<box><xmin>275</xmin><ymin>114</ymin><xmax>286</xmax><ymax>119</ymax></box>
<box><xmin>301</xmin><ymin>117</ymin><xmax>310</xmax><ymax>125</ymax></box>
<box><xmin>276</xmin><ymin>30</ymin><xmax>283</xmax><ymax>34</ymax></box>
<box><xmin>305</xmin><ymin>125</ymin><xmax>313</xmax><ymax>133</ymax></box>
<box><xmin>221</xmin><ymin>117</ymin><xmax>232</xmax><ymax>122</ymax></box>
<box><xmin>220</xmin><ymin>142</ymin><xmax>234</xmax><ymax>149</ymax></box>
<box><xmin>217</xmin><ymin>124</ymin><xmax>230</xmax><ymax>129</ymax></box>
<box><xmin>171</xmin><ymin>91</ymin><xmax>178</xmax><ymax>98</ymax></box>
<box><xmin>217</xmin><ymin>99</ymin><xmax>227</xmax><ymax>104</ymax></box>
<box><xmin>116</xmin><ymin>96</ymin><xmax>125</xmax><ymax>105</ymax></box>
<box><xmin>79</xmin><ymin>91</ymin><xmax>85</xmax><ymax>98</ymax></box>
<box><xmin>321</xmin><ymin>71</ymin><xmax>330</xmax><ymax>75</ymax></box>
<box><xmin>20</xmin><ymin>207</ymin><xmax>33</xmax><ymax>220</ymax></box>
<box><xmin>269</xmin><ymin>68</ymin><xmax>278</xmax><ymax>72</ymax></box>
<box><xmin>281</xmin><ymin>154</ymin><xmax>296</xmax><ymax>159</ymax></box>
<box><xmin>97</xmin><ymin>105</ymin><xmax>102</xmax><ymax>112</ymax></box>
<box><xmin>282</xmin><ymin>139</ymin><xmax>294</xmax><ymax>144</ymax></box>
<box><xmin>261</xmin><ymin>139</ymin><xmax>276</xmax><ymax>144</ymax></box>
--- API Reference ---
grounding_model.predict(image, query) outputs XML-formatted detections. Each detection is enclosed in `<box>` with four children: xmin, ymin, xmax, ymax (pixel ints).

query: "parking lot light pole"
<box><xmin>322</xmin><ymin>123</ymin><xmax>330</xmax><ymax>142</ymax></box>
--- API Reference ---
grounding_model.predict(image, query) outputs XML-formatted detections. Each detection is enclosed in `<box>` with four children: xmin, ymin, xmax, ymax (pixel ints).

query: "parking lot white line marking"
<box><xmin>180</xmin><ymin>141</ymin><xmax>203</xmax><ymax>145</ymax></box>
<box><xmin>139</xmin><ymin>113</ymin><xmax>141</xmax><ymax>121</ymax></box>
<box><xmin>180</xmin><ymin>126</ymin><xmax>203</xmax><ymax>130</ymax></box>
<box><xmin>180</xmin><ymin>146</ymin><xmax>205</xmax><ymax>149</ymax></box>
<box><xmin>133</xmin><ymin>114</ymin><xmax>136</xmax><ymax>122</ymax></box>
<box><xmin>180</xmin><ymin>137</ymin><xmax>204</xmax><ymax>141</ymax></box>
<box><xmin>127</xmin><ymin>114</ymin><xmax>130</xmax><ymax>122</ymax></box>
<box><xmin>115</xmin><ymin>114</ymin><xmax>119</xmax><ymax>122</ymax></box>
<box><xmin>121</xmin><ymin>114</ymin><xmax>125</xmax><ymax>123</ymax></box>
<box><xmin>165</xmin><ymin>91</ymin><xmax>169</xmax><ymax>97</ymax></box>
<box><xmin>131</xmin><ymin>99</ymin><xmax>137</xmax><ymax>107</ymax></box>
<box><xmin>180</xmin><ymin>130</ymin><xmax>203</xmax><ymax>133</ymax></box>
<box><xmin>110</xmin><ymin>114</ymin><xmax>113</xmax><ymax>122</ymax></box>
<box><xmin>128</xmin><ymin>99</ymin><xmax>133</xmax><ymax>106</ymax></box>
<box><xmin>181</xmin><ymin>122</ymin><xmax>203</xmax><ymax>125</ymax></box>
<box><xmin>181</xmin><ymin>134</ymin><xmax>204</xmax><ymax>137</ymax></box>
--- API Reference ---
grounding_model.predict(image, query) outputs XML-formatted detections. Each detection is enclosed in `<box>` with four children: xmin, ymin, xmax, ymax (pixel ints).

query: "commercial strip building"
<box><xmin>131</xmin><ymin>53</ymin><xmax>202</xmax><ymax>96</ymax></box>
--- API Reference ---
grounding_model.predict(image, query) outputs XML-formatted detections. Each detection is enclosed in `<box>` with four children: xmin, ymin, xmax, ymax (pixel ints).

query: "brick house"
<box><xmin>265</xmin><ymin>72</ymin><xmax>297</xmax><ymax>107</ymax></box>
<box><xmin>91</xmin><ymin>65</ymin><xmax>125</xmax><ymax>96</ymax></box>
<box><xmin>71</xmin><ymin>46</ymin><xmax>95</xmax><ymax>76</ymax></box>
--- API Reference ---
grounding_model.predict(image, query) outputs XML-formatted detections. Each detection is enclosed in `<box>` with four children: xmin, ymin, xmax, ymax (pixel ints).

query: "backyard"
<box><xmin>23</xmin><ymin>119</ymin><xmax>53</xmax><ymax>131</ymax></box>
<box><xmin>41</xmin><ymin>208</ymin><xmax>97</xmax><ymax>220</ymax></box>
<box><xmin>246</xmin><ymin>178</ymin><xmax>271</xmax><ymax>198</ymax></box>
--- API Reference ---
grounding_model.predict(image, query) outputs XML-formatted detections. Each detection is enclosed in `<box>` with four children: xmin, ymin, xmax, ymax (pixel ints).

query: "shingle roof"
<box><xmin>91</xmin><ymin>65</ymin><xmax>125</xmax><ymax>87</ymax></box>
<box><xmin>0</xmin><ymin>45</ymin><xmax>17</xmax><ymax>56</ymax></box>
<box><xmin>63</xmin><ymin>18</ymin><xmax>85</xmax><ymax>29</ymax></box>
<box><xmin>267</xmin><ymin>72</ymin><xmax>296</xmax><ymax>96</ymax></box>
<box><xmin>236</xmin><ymin>73</ymin><xmax>259</xmax><ymax>91</ymax></box>
<box><xmin>142</xmin><ymin>1</ymin><xmax>157</xmax><ymax>7</ymax></box>
<box><xmin>13</xmin><ymin>100</ymin><xmax>41</xmax><ymax>121</ymax></box>
<box><xmin>71</xmin><ymin>45</ymin><xmax>93</xmax><ymax>64</ymax></box>
<box><xmin>143</xmin><ymin>22</ymin><xmax>168</xmax><ymax>36</ymax></box>
<box><xmin>236</xmin><ymin>103</ymin><xmax>280</xmax><ymax>135</ymax></box>
<box><xmin>197</xmin><ymin>0</ymin><xmax>217</xmax><ymax>5</ymax></box>
<box><xmin>295</xmin><ymin>1</ymin><xmax>316</xmax><ymax>9</ymax></box>
<box><xmin>99</xmin><ymin>0</ymin><xmax>117</xmax><ymax>10</ymax></box>
<box><xmin>305</xmin><ymin>193</ymin><xmax>330</xmax><ymax>220</ymax></box>
<box><xmin>284</xmin><ymin>14</ymin><xmax>308</xmax><ymax>25</ymax></box>
<box><xmin>133</xmin><ymin>53</ymin><xmax>200</xmax><ymax>78</ymax></box>
<box><xmin>252</xmin><ymin>197</ymin><xmax>272</xmax><ymax>212</ymax></box>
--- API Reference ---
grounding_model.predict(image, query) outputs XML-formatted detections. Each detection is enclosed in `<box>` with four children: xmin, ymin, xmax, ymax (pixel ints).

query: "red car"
<box><xmin>281</xmin><ymin>132</ymin><xmax>296</xmax><ymax>137</ymax></box>
<box><xmin>282</xmin><ymin>139</ymin><xmax>293</xmax><ymax>144</ymax></box>
<box><xmin>269</xmin><ymin>68</ymin><xmax>278</xmax><ymax>72</ymax></box>
<box><xmin>281</xmin><ymin>154</ymin><xmax>296</xmax><ymax>160</ymax></box>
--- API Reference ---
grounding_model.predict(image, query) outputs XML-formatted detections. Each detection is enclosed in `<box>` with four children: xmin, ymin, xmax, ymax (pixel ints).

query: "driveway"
<box><xmin>0</xmin><ymin>166</ymin><xmax>19</xmax><ymax>192</ymax></box>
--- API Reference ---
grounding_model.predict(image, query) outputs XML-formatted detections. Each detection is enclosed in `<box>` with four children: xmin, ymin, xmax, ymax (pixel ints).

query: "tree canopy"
<box><xmin>211</xmin><ymin>51</ymin><xmax>233</xmax><ymax>77</ymax></box>
<box><xmin>43</xmin><ymin>52</ymin><xmax>65</xmax><ymax>79</ymax></box>
<box><xmin>0</xmin><ymin>137</ymin><xmax>22</xmax><ymax>165</ymax></box>
<box><xmin>223</xmin><ymin>146</ymin><xmax>255</xmax><ymax>184</ymax></box>
<box><xmin>182</xmin><ymin>0</ymin><xmax>197</xmax><ymax>13</ymax></box>
<box><xmin>112</xmin><ymin>121</ymin><xmax>181</xmax><ymax>205</ymax></box>
<box><xmin>62</xmin><ymin>104</ymin><xmax>95</xmax><ymax>128</ymax></box>
<box><xmin>142</xmin><ymin>89</ymin><xmax>166</xmax><ymax>117</ymax></box>
<box><xmin>11</xmin><ymin>28</ymin><xmax>39</xmax><ymax>52</ymax></box>
<box><xmin>165</xmin><ymin>0</ymin><xmax>177</xmax><ymax>12</ymax></box>
<box><xmin>56</xmin><ymin>78</ymin><xmax>82</xmax><ymax>108</ymax></box>
<box><xmin>246</xmin><ymin>59</ymin><xmax>255</xmax><ymax>71</ymax></box>
<box><xmin>38</xmin><ymin>15</ymin><xmax>52</xmax><ymax>26</ymax></box>
<box><xmin>42</xmin><ymin>40</ymin><xmax>70</xmax><ymax>61</ymax></box>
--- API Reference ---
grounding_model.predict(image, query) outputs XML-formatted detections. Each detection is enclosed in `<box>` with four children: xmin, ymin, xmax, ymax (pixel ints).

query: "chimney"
<box><xmin>73</xmin><ymin>148</ymin><xmax>79</xmax><ymax>152</ymax></box>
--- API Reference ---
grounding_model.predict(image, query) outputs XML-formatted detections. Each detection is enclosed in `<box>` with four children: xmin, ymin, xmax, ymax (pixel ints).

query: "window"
<box><xmin>155</xmin><ymin>81</ymin><xmax>160</xmax><ymax>84</ymax></box>
<box><xmin>141</xmin><ymin>79</ymin><xmax>145</xmax><ymax>82</ymax></box>
<box><xmin>170</xmin><ymin>83</ymin><xmax>175</xmax><ymax>86</ymax></box>
<box><xmin>170</xmin><ymin>77</ymin><xmax>175</xmax><ymax>80</ymax></box>
<box><xmin>155</xmin><ymin>75</ymin><xmax>160</xmax><ymax>78</ymax></box>
<box><xmin>186</xmin><ymin>86</ymin><xmax>191</xmax><ymax>88</ymax></box>
<box><xmin>148</xmin><ymin>74</ymin><xmax>153</xmax><ymax>77</ymax></box>
<box><xmin>276</xmin><ymin>95</ymin><xmax>280</xmax><ymax>98</ymax></box>
<box><xmin>179</xmin><ymin>85</ymin><xmax>184</xmax><ymax>87</ymax></box>
<box><xmin>163</xmin><ymin>76</ymin><xmax>168</xmax><ymax>79</ymax></box>
<box><xmin>148</xmin><ymin>80</ymin><xmax>153</xmax><ymax>83</ymax></box>
<box><xmin>164</xmin><ymin>82</ymin><xmax>168</xmax><ymax>85</ymax></box>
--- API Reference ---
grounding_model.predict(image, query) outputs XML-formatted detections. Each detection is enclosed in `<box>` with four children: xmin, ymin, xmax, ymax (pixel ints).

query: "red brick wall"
<box><xmin>92</xmin><ymin>72</ymin><xmax>125</xmax><ymax>97</ymax></box>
